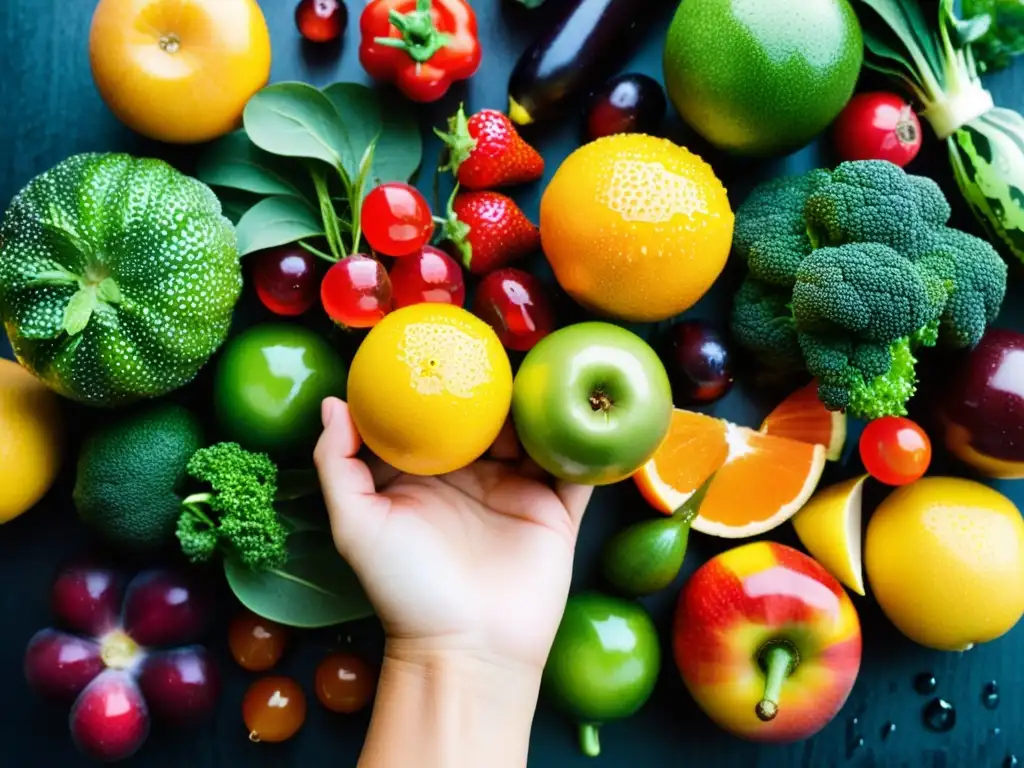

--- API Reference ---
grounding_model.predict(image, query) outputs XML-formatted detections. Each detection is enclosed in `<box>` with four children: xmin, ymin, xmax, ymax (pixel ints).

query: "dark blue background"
<box><xmin>0</xmin><ymin>0</ymin><xmax>1022</xmax><ymax>766</ymax></box>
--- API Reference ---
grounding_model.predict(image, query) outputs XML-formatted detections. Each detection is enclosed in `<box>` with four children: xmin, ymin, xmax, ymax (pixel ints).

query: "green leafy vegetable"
<box><xmin>963</xmin><ymin>0</ymin><xmax>1024</xmax><ymax>72</ymax></box>
<box><xmin>235</xmin><ymin>196</ymin><xmax>325</xmax><ymax>256</ymax></box>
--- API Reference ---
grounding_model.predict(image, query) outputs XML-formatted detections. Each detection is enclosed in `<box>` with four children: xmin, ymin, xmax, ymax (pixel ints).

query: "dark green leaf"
<box><xmin>963</xmin><ymin>0</ymin><xmax>1024</xmax><ymax>72</ymax></box>
<box><xmin>63</xmin><ymin>287</ymin><xmax>96</xmax><ymax>336</ymax></box>
<box><xmin>321</xmin><ymin>82</ymin><xmax>384</xmax><ymax>183</ymax></box>
<box><xmin>373</xmin><ymin>97</ymin><xmax>423</xmax><ymax>186</ymax></box>
<box><xmin>197</xmin><ymin>130</ymin><xmax>311</xmax><ymax>200</ymax></box>
<box><xmin>224</xmin><ymin>532</ymin><xmax>373</xmax><ymax>628</ymax></box>
<box><xmin>236</xmin><ymin>196</ymin><xmax>324</xmax><ymax>256</ymax></box>
<box><xmin>858</xmin><ymin>0</ymin><xmax>947</xmax><ymax>90</ymax></box>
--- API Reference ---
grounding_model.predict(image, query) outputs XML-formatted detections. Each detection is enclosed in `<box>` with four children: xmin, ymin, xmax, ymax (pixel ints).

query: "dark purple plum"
<box><xmin>123</xmin><ymin>570</ymin><xmax>211</xmax><ymax>648</ymax></box>
<box><xmin>51</xmin><ymin>564</ymin><xmax>121</xmax><ymax>637</ymax></box>
<box><xmin>25</xmin><ymin>630</ymin><xmax>104</xmax><ymax>703</ymax></box>
<box><xmin>661</xmin><ymin>321</ymin><xmax>734</xmax><ymax>405</ymax></box>
<box><xmin>70</xmin><ymin>671</ymin><xmax>149</xmax><ymax>762</ymax></box>
<box><xmin>585</xmin><ymin>73</ymin><xmax>666</xmax><ymax>141</ymax></box>
<box><xmin>138</xmin><ymin>647</ymin><xmax>221</xmax><ymax>724</ymax></box>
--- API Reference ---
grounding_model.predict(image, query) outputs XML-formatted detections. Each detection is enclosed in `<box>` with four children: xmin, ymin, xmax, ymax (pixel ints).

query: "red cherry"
<box><xmin>122</xmin><ymin>570</ymin><xmax>211</xmax><ymax>648</ymax></box>
<box><xmin>321</xmin><ymin>254</ymin><xmax>393</xmax><ymax>328</ymax></box>
<box><xmin>252</xmin><ymin>246</ymin><xmax>319</xmax><ymax>316</ymax></box>
<box><xmin>51</xmin><ymin>563</ymin><xmax>121</xmax><ymax>637</ymax></box>
<box><xmin>315</xmin><ymin>652</ymin><xmax>378</xmax><ymax>714</ymax></box>
<box><xmin>361</xmin><ymin>183</ymin><xmax>434</xmax><ymax>257</ymax></box>
<box><xmin>69</xmin><ymin>670</ymin><xmax>150</xmax><ymax>762</ymax></box>
<box><xmin>472</xmin><ymin>268</ymin><xmax>555</xmax><ymax>351</ymax></box>
<box><xmin>389</xmin><ymin>245</ymin><xmax>466</xmax><ymax>309</ymax></box>
<box><xmin>25</xmin><ymin>629</ymin><xmax>104</xmax><ymax>703</ymax></box>
<box><xmin>138</xmin><ymin>646</ymin><xmax>221</xmax><ymax>725</ymax></box>
<box><xmin>295</xmin><ymin>0</ymin><xmax>347</xmax><ymax>43</ymax></box>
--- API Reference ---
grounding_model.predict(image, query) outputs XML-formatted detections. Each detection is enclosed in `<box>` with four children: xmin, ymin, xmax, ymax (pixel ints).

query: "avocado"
<box><xmin>73</xmin><ymin>402</ymin><xmax>203</xmax><ymax>553</ymax></box>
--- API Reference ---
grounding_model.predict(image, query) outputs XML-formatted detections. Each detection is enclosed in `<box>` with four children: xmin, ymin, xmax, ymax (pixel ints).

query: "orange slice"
<box><xmin>760</xmin><ymin>380</ymin><xmax>846</xmax><ymax>461</ymax></box>
<box><xmin>634</xmin><ymin>409</ymin><xmax>826</xmax><ymax>538</ymax></box>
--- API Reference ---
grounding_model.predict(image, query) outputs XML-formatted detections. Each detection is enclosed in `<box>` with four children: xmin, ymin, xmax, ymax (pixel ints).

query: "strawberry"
<box><xmin>435</xmin><ymin>106</ymin><xmax>544</xmax><ymax>190</ymax></box>
<box><xmin>443</xmin><ymin>189</ymin><xmax>540</xmax><ymax>275</ymax></box>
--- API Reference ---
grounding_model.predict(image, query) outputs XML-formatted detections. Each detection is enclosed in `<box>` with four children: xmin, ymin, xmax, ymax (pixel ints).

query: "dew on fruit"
<box><xmin>982</xmin><ymin>680</ymin><xmax>1000</xmax><ymax>710</ymax></box>
<box><xmin>914</xmin><ymin>672</ymin><xmax>937</xmax><ymax>695</ymax></box>
<box><xmin>881</xmin><ymin>722</ymin><xmax>896</xmax><ymax>741</ymax></box>
<box><xmin>923</xmin><ymin>698</ymin><xmax>956</xmax><ymax>732</ymax></box>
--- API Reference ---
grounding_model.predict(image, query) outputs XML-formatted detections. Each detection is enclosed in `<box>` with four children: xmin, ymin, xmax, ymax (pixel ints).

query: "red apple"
<box><xmin>939</xmin><ymin>328</ymin><xmax>1024</xmax><ymax>479</ymax></box>
<box><xmin>674</xmin><ymin>542</ymin><xmax>861</xmax><ymax>742</ymax></box>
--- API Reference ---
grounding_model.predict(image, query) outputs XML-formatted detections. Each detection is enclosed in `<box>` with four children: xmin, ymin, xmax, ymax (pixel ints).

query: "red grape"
<box><xmin>122</xmin><ymin>570</ymin><xmax>211</xmax><ymax>648</ymax></box>
<box><xmin>25</xmin><ymin>629</ymin><xmax>104</xmax><ymax>703</ymax></box>
<box><xmin>295</xmin><ymin>0</ymin><xmax>347</xmax><ymax>43</ymax></box>
<box><xmin>361</xmin><ymin>183</ymin><xmax>434</xmax><ymax>257</ymax></box>
<box><xmin>390</xmin><ymin>245</ymin><xmax>466</xmax><ymax>309</ymax></box>
<box><xmin>321</xmin><ymin>254</ymin><xmax>393</xmax><ymax>328</ymax></box>
<box><xmin>660</xmin><ymin>320</ymin><xmax>734</xmax><ymax>405</ymax></box>
<box><xmin>51</xmin><ymin>564</ymin><xmax>121</xmax><ymax>637</ymax></box>
<box><xmin>314</xmin><ymin>652</ymin><xmax>377</xmax><ymax>714</ymax></box>
<box><xmin>138</xmin><ymin>647</ymin><xmax>220</xmax><ymax>725</ymax></box>
<box><xmin>472</xmin><ymin>268</ymin><xmax>555</xmax><ymax>351</ymax></box>
<box><xmin>70</xmin><ymin>670</ymin><xmax>150</xmax><ymax>762</ymax></box>
<box><xmin>228</xmin><ymin>610</ymin><xmax>288</xmax><ymax>672</ymax></box>
<box><xmin>252</xmin><ymin>246</ymin><xmax>318</xmax><ymax>316</ymax></box>
<box><xmin>243</xmin><ymin>677</ymin><xmax>307</xmax><ymax>743</ymax></box>
<box><xmin>859</xmin><ymin>416</ymin><xmax>932</xmax><ymax>486</ymax></box>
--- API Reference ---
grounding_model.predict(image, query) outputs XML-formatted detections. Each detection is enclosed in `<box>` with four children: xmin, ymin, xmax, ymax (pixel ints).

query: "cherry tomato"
<box><xmin>243</xmin><ymin>677</ymin><xmax>307</xmax><ymax>743</ymax></box>
<box><xmin>228</xmin><ymin>610</ymin><xmax>287</xmax><ymax>672</ymax></box>
<box><xmin>252</xmin><ymin>246</ymin><xmax>318</xmax><ymax>316</ymax></box>
<box><xmin>389</xmin><ymin>245</ymin><xmax>466</xmax><ymax>309</ymax></box>
<box><xmin>361</xmin><ymin>183</ymin><xmax>434</xmax><ymax>257</ymax></box>
<box><xmin>295</xmin><ymin>0</ymin><xmax>347</xmax><ymax>43</ymax></box>
<box><xmin>321</xmin><ymin>254</ymin><xmax>393</xmax><ymax>328</ymax></box>
<box><xmin>859</xmin><ymin>416</ymin><xmax>932</xmax><ymax>486</ymax></box>
<box><xmin>314</xmin><ymin>652</ymin><xmax>378</xmax><ymax>714</ymax></box>
<box><xmin>833</xmin><ymin>92</ymin><xmax>922</xmax><ymax>168</ymax></box>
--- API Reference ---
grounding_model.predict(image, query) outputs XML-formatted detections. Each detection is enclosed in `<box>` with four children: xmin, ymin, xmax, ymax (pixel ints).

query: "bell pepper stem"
<box><xmin>374</xmin><ymin>0</ymin><xmax>451</xmax><ymax>63</ymax></box>
<box><xmin>756</xmin><ymin>643</ymin><xmax>797</xmax><ymax>722</ymax></box>
<box><xmin>578</xmin><ymin>723</ymin><xmax>601</xmax><ymax>757</ymax></box>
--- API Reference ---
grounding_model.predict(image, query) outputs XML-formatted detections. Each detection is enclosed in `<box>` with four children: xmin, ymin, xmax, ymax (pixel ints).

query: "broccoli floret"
<box><xmin>176</xmin><ymin>442</ymin><xmax>288</xmax><ymax>571</ymax></box>
<box><xmin>847</xmin><ymin>337</ymin><xmax>920</xmax><ymax>420</ymax></box>
<box><xmin>730</xmin><ymin>276</ymin><xmax>803</xmax><ymax>369</ymax></box>
<box><xmin>792</xmin><ymin>243</ymin><xmax>943</xmax><ymax>343</ymax></box>
<box><xmin>907</xmin><ymin>175</ymin><xmax>952</xmax><ymax>228</ymax></box>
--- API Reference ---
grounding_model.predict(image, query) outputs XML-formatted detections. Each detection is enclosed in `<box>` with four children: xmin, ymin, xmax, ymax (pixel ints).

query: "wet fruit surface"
<box><xmin>228</xmin><ymin>611</ymin><xmax>288</xmax><ymax>672</ymax></box>
<box><xmin>660</xmin><ymin>320</ymin><xmax>733</xmax><ymax>405</ymax></box>
<box><xmin>315</xmin><ymin>652</ymin><xmax>378</xmax><ymax>713</ymax></box>
<box><xmin>69</xmin><ymin>670</ymin><xmax>150</xmax><ymax>762</ymax></box>
<box><xmin>472</xmin><ymin>268</ymin><xmax>555</xmax><ymax>351</ymax></box>
<box><xmin>858</xmin><ymin>416</ymin><xmax>931</xmax><ymax>486</ymax></box>
<box><xmin>252</xmin><ymin>246</ymin><xmax>318</xmax><ymax>316</ymax></box>
<box><xmin>389</xmin><ymin>245</ymin><xmax>466</xmax><ymax>309</ymax></box>
<box><xmin>243</xmin><ymin>676</ymin><xmax>307</xmax><ymax>743</ymax></box>
<box><xmin>362</xmin><ymin>182</ymin><xmax>434</xmax><ymax>257</ymax></box>
<box><xmin>321</xmin><ymin>255</ymin><xmax>393</xmax><ymax>328</ymax></box>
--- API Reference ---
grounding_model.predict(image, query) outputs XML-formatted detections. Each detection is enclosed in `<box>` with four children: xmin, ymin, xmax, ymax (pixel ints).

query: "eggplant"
<box><xmin>507</xmin><ymin>0</ymin><xmax>657</xmax><ymax>126</ymax></box>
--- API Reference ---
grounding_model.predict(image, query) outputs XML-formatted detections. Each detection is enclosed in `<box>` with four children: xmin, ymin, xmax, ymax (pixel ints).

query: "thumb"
<box><xmin>313</xmin><ymin>397</ymin><xmax>390</xmax><ymax>569</ymax></box>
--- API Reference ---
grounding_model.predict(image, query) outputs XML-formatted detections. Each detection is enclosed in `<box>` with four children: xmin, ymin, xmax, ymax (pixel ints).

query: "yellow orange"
<box><xmin>761</xmin><ymin>380</ymin><xmax>846</xmax><ymax>461</ymax></box>
<box><xmin>347</xmin><ymin>304</ymin><xmax>513</xmax><ymax>476</ymax></box>
<box><xmin>539</xmin><ymin>134</ymin><xmax>733</xmax><ymax>322</ymax></box>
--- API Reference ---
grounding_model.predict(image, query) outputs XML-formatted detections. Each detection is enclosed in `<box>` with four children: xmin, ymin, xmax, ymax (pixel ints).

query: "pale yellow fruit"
<box><xmin>792</xmin><ymin>474</ymin><xmax>867</xmax><ymax>595</ymax></box>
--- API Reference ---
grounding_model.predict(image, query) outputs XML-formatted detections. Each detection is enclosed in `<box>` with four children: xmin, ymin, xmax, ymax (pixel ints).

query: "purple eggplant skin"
<box><xmin>507</xmin><ymin>0</ymin><xmax>656</xmax><ymax>126</ymax></box>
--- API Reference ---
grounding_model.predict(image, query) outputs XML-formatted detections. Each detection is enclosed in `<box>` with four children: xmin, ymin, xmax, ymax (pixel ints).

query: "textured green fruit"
<box><xmin>74</xmin><ymin>402</ymin><xmax>203</xmax><ymax>554</ymax></box>
<box><xmin>0</xmin><ymin>153</ymin><xmax>241</xmax><ymax>406</ymax></box>
<box><xmin>601</xmin><ymin>515</ymin><xmax>691</xmax><ymax>596</ymax></box>
<box><xmin>663</xmin><ymin>0</ymin><xmax>863</xmax><ymax>156</ymax></box>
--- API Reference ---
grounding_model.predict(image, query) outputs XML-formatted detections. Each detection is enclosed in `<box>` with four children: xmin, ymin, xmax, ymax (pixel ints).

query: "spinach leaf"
<box><xmin>322</xmin><ymin>83</ymin><xmax>384</xmax><ymax>184</ymax></box>
<box><xmin>197</xmin><ymin>130</ymin><xmax>311</xmax><ymax>200</ymax></box>
<box><xmin>236</xmin><ymin>195</ymin><xmax>324</xmax><ymax>256</ymax></box>
<box><xmin>224</xmin><ymin>531</ymin><xmax>374</xmax><ymax>628</ymax></box>
<box><xmin>963</xmin><ymin>0</ymin><xmax>1024</xmax><ymax>72</ymax></box>
<box><xmin>374</xmin><ymin>97</ymin><xmax>423</xmax><ymax>186</ymax></box>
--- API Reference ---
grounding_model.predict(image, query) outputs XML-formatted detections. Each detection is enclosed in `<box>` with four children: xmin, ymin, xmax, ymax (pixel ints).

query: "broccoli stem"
<box><xmin>181</xmin><ymin>493</ymin><xmax>217</xmax><ymax>528</ymax></box>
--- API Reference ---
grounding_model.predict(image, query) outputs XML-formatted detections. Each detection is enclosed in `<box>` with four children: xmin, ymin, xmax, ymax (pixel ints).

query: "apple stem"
<box><xmin>588</xmin><ymin>390</ymin><xmax>612</xmax><ymax>412</ymax></box>
<box><xmin>579</xmin><ymin>723</ymin><xmax>601</xmax><ymax>757</ymax></box>
<box><xmin>756</xmin><ymin>643</ymin><xmax>797</xmax><ymax>722</ymax></box>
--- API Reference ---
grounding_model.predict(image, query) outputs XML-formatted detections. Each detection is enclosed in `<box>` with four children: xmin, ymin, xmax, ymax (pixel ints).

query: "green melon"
<box><xmin>663</xmin><ymin>0</ymin><xmax>864</xmax><ymax>157</ymax></box>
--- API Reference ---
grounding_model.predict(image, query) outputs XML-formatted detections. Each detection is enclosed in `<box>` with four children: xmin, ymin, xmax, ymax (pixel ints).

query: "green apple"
<box><xmin>512</xmin><ymin>322</ymin><xmax>673</xmax><ymax>485</ymax></box>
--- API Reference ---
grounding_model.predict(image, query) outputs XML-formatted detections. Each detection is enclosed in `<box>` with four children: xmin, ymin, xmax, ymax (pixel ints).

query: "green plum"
<box><xmin>213</xmin><ymin>323</ymin><xmax>347</xmax><ymax>459</ymax></box>
<box><xmin>511</xmin><ymin>322</ymin><xmax>673</xmax><ymax>485</ymax></box>
<box><xmin>543</xmin><ymin>593</ymin><xmax>661</xmax><ymax>757</ymax></box>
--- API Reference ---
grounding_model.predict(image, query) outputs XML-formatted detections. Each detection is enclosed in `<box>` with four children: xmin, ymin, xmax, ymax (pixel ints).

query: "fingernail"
<box><xmin>322</xmin><ymin>398</ymin><xmax>335</xmax><ymax>428</ymax></box>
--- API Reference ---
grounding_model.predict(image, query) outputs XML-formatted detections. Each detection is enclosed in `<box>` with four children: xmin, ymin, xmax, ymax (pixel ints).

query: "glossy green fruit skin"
<box><xmin>543</xmin><ymin>593</ymin><xmax>661</xmax><ymax>724</ymax></box>
<box><xmin>213</xmin><ymin>323</ymin><xmax>347</xmax><ymax>458</ymax></box>
<box><xmin>511</xmin><ymin>322</ymin><xmax>673</xmax><ymax>485</ymax></box>
<box><xmin>601</xmin><ymin>515</ymin><xmax>690</xmax><ymax>596</ymax></box>
<box><xmin>663</xmin><ymin>0</ymin><xmax>863</xmax><ymax>156</ymax></box>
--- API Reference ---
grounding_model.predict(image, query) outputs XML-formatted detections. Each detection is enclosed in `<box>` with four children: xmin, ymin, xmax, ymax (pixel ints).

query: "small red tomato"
<box><xmin>833</xmin><ymin>92</ymin><xmax>922</xmax><ymax>168</ymax></box>
<box><xmin>389</xmin><ymin>246</ymin><xmax>466</xmax><ymax>309</ymax></box>
<box><xmin>859</xmin><ymin>416</ymin><xmax>932</xmax><ymax>486</ymax></box>
<box><xmin>314</xmin><ymin>652</ymin><xmax>377</xmax><ymax>714</ymax></box>
<box><xmin>361</xmin><ymin>183</ymin><xmax>434</xmax><ymax>258</ymax></box>
<box><xmin>321</xmin><ymin>254</ymin><xmax>393</xmax><ymax>328</ymax></box>
<box><xmin>228</xmin><ymin>611</ymin><xmax>287</xmax><ymax>672</ymax></box>
<box><xmin>295</xmin><ymin>0</ymin><xmax>347</xmax><ymax>43</ymax></box>
<box><xmin>472</xmin><ymin>268</ymin><xmax>555</xmax><ymax>352</ymax></box>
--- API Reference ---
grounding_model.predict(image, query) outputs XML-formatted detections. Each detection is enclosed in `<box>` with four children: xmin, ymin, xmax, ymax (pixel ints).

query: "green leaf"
<box><xmin>236</xmin><ymin>196</ymin><xmax>325</xmax><ymax>256</ymax></box>
<box><xmin>197</xmin><ymin>130</ymin><xmax>311</xmax><ymax>200</ymax></box>
<box><xmin>243</xmin><ymin>82</ymin><xmax>354</xmax><ymax>172</ymax></box>
<box><xmin>224</xmin><ymin>531</ymin><xmax>373</xmax><ymax>628</ymax></box>
<box><xmin>63</xmin><ymin>287</ymin><xmax>96</xmax><ymax>336</ymax></box>
<box><xmin>963</xmin><ymin>0</ymin><xmax>1024</xmax><ymax>72</ymax></box>
<box><xmin>96</xmin><ymin>277</ymin><xmax>122</xmax><ymax>304</ymax></box>
<box><xmin>321</xmin><ymin>82</ymin><xmax>384</xmax><ymax>183</ymax></box>
<box><xmin>373</xmin><ymin>97</ymin><xmax>423</xmax><ymax>186</ymax></box>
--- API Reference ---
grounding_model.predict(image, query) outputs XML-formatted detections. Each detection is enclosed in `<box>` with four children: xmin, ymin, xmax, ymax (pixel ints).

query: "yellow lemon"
<box><xmin>865</xmin><ymin>477</ymin><xmax>1024</xmax><ymax>651</ymax></box>
<box><xmin>792</xmin><ymin>474</ymin><xmax>868</xmax><ymax>595</ymax></box>
<box><xmin>0</xmin><ymin>359</ymin><xmax>63</xmax><ymax>522</ymax></box>
<box><xmin>347</xmin><ymin>304</ymin><xmax>513</xmax><ymax>476</ymax></box>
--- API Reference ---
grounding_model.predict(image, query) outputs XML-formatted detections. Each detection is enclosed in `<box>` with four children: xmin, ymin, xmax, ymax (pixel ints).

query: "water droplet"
<box><xmin>914</xmin><ymin>673</ymin><xmax>938</xmax><ymax>695</ymax></box>
<box><xmin>1005</xmin><ymin>756</ymin><xmax>1018</xmax><ymax>768</ymax></box>
<box><xmin>846</xmin><ymin>715</ymin><xmax>865</xmax><ymax>759</ymax></box>
<box><xmin>992</xmin><ymin>727</ymin><xmax>1002</xmax><ymax>736</ymax></box>
<box><xmin>881</xmin><ymin>722</ymin><xmax>896</xmax><ymax>741</ymax></box>
<box><xmin>982</xmin><ymin>681</ymin><xmax>1000</xmax><ymax>710</ymax></box>
<box><xmin>923</xmin><ymin>698</ymin><xmax>956</xmax><ymax>732</ymax></box>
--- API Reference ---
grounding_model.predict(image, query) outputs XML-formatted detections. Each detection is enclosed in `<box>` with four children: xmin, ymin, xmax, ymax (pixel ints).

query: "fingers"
<box><xmin>554</xmin><ymin>481</ymin><xmax>594</xmax><ymax>528</ymax></box>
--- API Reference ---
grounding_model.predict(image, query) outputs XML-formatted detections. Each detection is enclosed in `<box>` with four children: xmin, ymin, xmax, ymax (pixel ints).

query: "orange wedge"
<box><xmin>760</xmin><ymin>380</ymin><xmax>846</xmax><ymax>461</ymax></box>
<box><xmin>634</xmin><ymin>409</ymin><xmax>826</xmax><ymax>538</ymax></box>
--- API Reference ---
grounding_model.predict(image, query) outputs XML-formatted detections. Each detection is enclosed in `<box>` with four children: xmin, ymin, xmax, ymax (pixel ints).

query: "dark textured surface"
<box><xmin>1</xmin><ymin>1</ymin><xmax>1022</xmax><ymax>766</ymax></box>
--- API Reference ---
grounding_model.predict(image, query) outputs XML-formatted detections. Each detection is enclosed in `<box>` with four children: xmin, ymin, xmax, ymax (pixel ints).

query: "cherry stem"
<box><xmin>672</xmin><ymin>472</ymin><xmax>716</xmax><ymax>526</ymax></box>
<box><xmin>578</xmin><ymin>724</ymin><xmax>601</xmax><ymax>757</ymax></box>
<box><xmin>756</xmin><ymin>643</ymin><xmax>798</xmax><ymax>722</ymax></box>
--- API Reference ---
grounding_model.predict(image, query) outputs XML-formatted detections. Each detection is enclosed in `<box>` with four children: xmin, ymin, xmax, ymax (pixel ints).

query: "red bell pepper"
<box><xmin>359</xmin><ymin>0</ymin><xmax>482</xmax><ymax>103</ymax></box>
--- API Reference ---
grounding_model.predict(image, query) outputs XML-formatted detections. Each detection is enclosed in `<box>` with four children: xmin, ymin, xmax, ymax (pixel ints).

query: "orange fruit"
<box><xmin>761</xmin><ymin>380</ymin><xmax>846</xmax><ymax>461</ymax></box>
<box><xmin>539</xmin><ymin>134</ymin><xmax>734</xmax><ymax>323</ymax></box>
<box><xmin>347</xmin><ymin>303</ymin><xmax>513</xmax><ymax>477</ymax></box>
<box><xmin>635</xmin><ymin>409</ymin><xmax>826</xmax><ymax>538</ymax></box>
<box><xmin>89</xmin><ymin>0</ymin><xmax>272</xmax><ymax>144</ymax></box>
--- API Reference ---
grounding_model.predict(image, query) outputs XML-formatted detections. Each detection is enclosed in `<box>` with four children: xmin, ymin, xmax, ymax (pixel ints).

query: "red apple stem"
<box><xmin>756</xmin><ymin>643</ymin><xmax>797</xmax><ymax>722</ymax></box>
<box><xmin>579</xmin><ymin>723</ymin><xmax>601</xmax><ymax>757</ymax></box>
